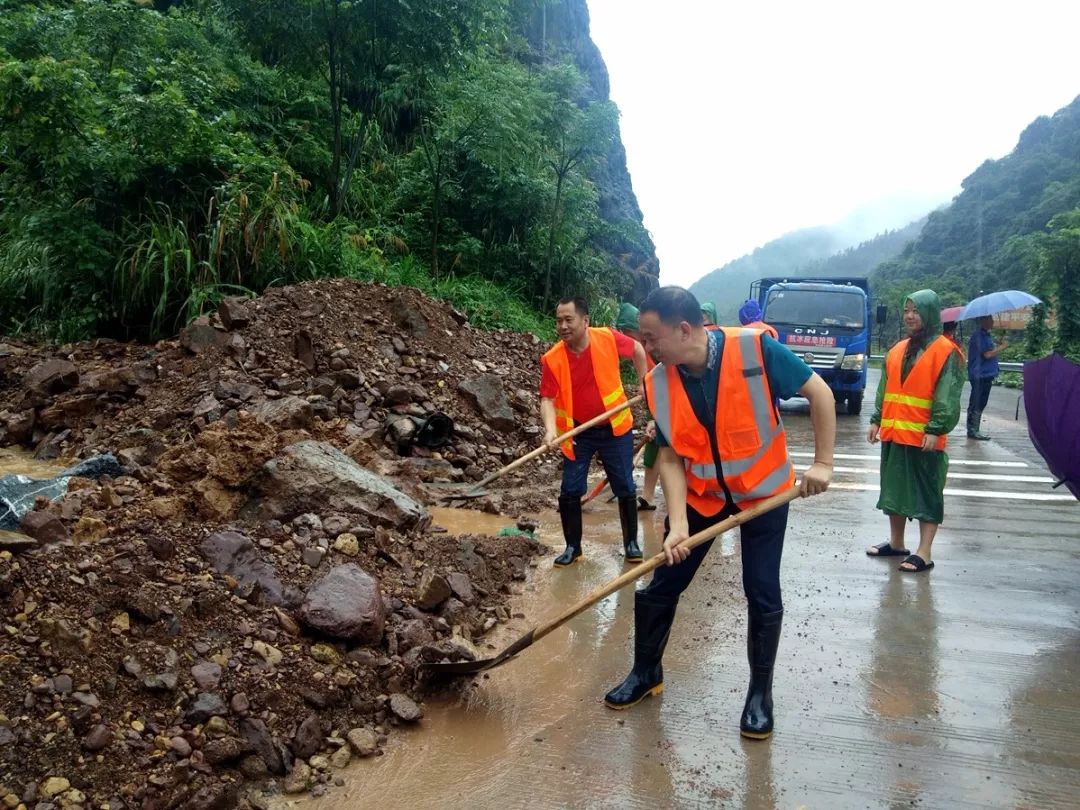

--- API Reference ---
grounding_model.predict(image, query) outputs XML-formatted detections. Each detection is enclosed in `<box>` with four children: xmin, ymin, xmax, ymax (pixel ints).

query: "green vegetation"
<box><xmin>870</xmin><ymin>95</ymin><xmax>1080</xmax><ymax>361</ymax></box>
<box><xmin>0</xmin><ymin>0</ymin><xmax>652</xmax><ymax>340</ymax></box>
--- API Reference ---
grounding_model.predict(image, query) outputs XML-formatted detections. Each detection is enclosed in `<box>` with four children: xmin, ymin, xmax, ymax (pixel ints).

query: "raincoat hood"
<box><xmin>700</xmin><ymin>301</ymin><xmax>718</xmax><ymax>324</ymax></box>
<box><xmin>615</xmin><ymin>302</ymin><xmax>640</xmax><ymax>332</ymax></box>
<box><xmin>738</xmin><ymin>299</ymin><xmax>763</xmax><ymax>324</ymax></box>
<box><xmin>906</xmin><ymin>289</ymin><xmax>943</xmax><ymax>339</ymax></box>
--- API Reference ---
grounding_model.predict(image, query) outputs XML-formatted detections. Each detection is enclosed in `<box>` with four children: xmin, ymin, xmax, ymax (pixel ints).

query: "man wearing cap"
<box><xmin>604</xmin><ymin>286</ymin><xmax>835</xmax><ymax>741</ymax></box>
<box><xmin>738</xmin><ymin>298</ymin><xmax>779</xmax><ymax>339</ymax></box>
<box><xmin>540</xmin><ymin>297</ymin><xmax>650</xmax><ymax>566</ymax></box>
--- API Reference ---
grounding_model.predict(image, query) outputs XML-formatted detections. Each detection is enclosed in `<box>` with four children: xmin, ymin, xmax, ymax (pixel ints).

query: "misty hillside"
<box><xmin>689</xmin><ymin>228</ymin><xmax>846</xmax><ymax>324</ymax></box>
<box><xmin>871</xmin><ymin>93</ymin><xmax>1080</xmax><ymax>308</ymax></box>
<box><xmin>689</xmin><ymin>216</ymin><xmax>928</xmax><ymax>325</ymax></box>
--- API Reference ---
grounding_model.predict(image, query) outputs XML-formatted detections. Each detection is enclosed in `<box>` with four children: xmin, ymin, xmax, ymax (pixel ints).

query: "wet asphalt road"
<box><xmin>289</xmin><ymin>369</ymin><xmax>1079</xmax><ymax>810</ymax></box>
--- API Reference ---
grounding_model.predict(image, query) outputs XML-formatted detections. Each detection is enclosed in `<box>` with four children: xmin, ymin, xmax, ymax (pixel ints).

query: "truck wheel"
<box><xmin>847</xmin><ymin>392</ymin><xmax>863</xmax><ymax>415</ymax></box>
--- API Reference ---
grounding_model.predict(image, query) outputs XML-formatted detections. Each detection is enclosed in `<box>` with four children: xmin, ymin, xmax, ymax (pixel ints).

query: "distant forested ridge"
<box><xmin>870</xmin><ymin>93</ymin><xmax>1080</xmax><ymax>359</ymax></box>
<box><xmin>0</xmin><ymin>0</ymin><xmax>657</xmax><ymax>340</ymax></box>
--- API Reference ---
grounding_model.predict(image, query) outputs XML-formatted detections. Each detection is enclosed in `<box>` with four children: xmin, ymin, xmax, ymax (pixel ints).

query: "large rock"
<box><xmin>247</xmin><ymin>441</ymin><xmax>429</xmax><ymax>529</ymax></box>
<box><xmin>254</xmin><ymin>396</ymin><xmax>313</xmax><ymax>430</ymax></box>
<box><xmin>24</xmin><ymin>359</ymin><xmax>79</xmax><ymax>395</ymax></box>
<box><xmin>240</xmin><ymin>718</ymin><xmax>287</xmax><ymax>775</ymax></box>
<box><xmin>217</xmin><ymin>297</ymin><xmax>251</xmax><ymax>330</ymax></box>
<box><xmin>290</xmin><ymin>714</ymin><xmax>327</xmax><ymax>760</ymax></box>
<box><xmin>180</xmin><ymin>316</ymin><xmax>228</xmax><ymax>355</ymax></box>
<box><xmin>299</xmin><ymin>564</ymin><xmax>386</xmax><ymax>644</ymax></box>
<box><xmin>458</xmin><ymin>375</ymin><xmax>517</xmax><ymax>433</ymax></box>
<box><xmin>201</xmin><ymin>531</ymin><xmax>291</xmax><ymax>606</ymax></box>
<box><xmin>19</xmin><ymin>510</ymin><xmax>69</xmax><ymax>545</ymax></box>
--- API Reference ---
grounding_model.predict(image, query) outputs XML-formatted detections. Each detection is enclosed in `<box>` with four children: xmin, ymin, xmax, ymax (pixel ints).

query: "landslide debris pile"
<box><xmin>0</xmin><ymin>280</ymin><xmax>554</xmax><ymax>808</ymax></box>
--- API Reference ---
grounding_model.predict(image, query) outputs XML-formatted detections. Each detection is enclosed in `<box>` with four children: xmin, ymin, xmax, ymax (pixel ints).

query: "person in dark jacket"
<box><xmin>966</xmin><ymin>316</ymin><xmax>1008</xmax><ymax>440</ymax></box>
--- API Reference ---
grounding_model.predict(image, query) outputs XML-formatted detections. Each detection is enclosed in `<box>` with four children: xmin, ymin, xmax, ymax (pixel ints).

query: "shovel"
<box><xmin>438</xmin><ymin>395</ymin><xmax>643</xmax><ymax>502</ymax></box>
<box><xmin>423</xmin><ymin>485</ymin><xmax>801</xmax><ymax>676</ymax></box>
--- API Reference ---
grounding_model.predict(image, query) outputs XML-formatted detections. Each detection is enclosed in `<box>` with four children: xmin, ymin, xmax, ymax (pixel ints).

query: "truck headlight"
<box><xmin>841</xmin><ymin>353</ymin><xmax>865</xmax><ymax>370</ymax></box>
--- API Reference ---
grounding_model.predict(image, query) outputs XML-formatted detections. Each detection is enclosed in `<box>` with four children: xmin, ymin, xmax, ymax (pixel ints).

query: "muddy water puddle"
<box><xmin>0</xmin><ymin>446</ymin><xmax>68</xmax><ymax>478</ymax></box>
<box><xmin>278</xmin><ymin>500</ymin><xmax>747</xmax><ymax>810</ymax></box>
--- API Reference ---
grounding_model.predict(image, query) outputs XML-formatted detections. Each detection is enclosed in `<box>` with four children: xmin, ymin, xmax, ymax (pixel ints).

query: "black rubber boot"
<box><xmin>554</xmin><ymin>494</ymin><xmax>583</xmax><ymax>566</ymax></box>
<box><xmin>604</xmin><ymin>591</ymin><xmax>678</xmax><ymax>709</ymax></box>
<box><xmin>740</xmin><ymin>608</ymin><xmax>783</xmax><ymax>739</ymax></box>
<box><xmin>618</xmin><ymin>496</ymin><xmax>643</xmax><ymax>562</ymax></box>
<box><xmin>967</xmin><ymin>409</ymin><xmax>989</xmax><ymax>440</ymax></box>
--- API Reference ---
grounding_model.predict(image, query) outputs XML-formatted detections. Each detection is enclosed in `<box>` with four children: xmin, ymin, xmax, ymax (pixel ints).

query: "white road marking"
<box><xmin>796</xmin><ymin>464</ymin><xmax>1056</xmax><ymax>484</ymax></box>
<box><xmin>790</xmin><ymin>450</ymin><xmax>1029</xmax><ymax>468</ymax></box>
<box><xmin>826</xmin><ymin>481</ymin><xmax>1075</xmax><ymax>502</ymax></box>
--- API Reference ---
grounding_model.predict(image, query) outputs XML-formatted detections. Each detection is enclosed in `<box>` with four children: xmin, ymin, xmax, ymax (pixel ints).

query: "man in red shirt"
<box><xmin>540</xmin><ymin>297</ymin><xmax>650</xmax><ymax>566</ymax></box>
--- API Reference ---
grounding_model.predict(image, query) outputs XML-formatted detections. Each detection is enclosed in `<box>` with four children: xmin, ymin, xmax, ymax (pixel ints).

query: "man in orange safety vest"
<box><xmin>540</xmin><ymin>297</ymin><xmax>650</xmax><ymax>566</ymax></box>
<box><xmin>604</xmin><ymin>286</ymin><xmax>835</xmax><ymax>740</ymax></box>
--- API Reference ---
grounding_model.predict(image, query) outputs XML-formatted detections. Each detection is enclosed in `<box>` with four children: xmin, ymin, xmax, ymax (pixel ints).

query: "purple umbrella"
<box><xmin>1024</xmin><ymin>353</ymin><xmax>1080</xmax><ymax>500</ymax></box>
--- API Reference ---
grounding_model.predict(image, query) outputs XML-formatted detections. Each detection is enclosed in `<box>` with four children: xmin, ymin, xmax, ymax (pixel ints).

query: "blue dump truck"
<box><xmin>749</xmin><ymin>277</ymin><xmax>871</xmax><ymax>415</ymax></box>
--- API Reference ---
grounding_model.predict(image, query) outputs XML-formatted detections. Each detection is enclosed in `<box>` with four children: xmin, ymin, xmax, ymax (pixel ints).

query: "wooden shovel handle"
<box><xmin>462</xmin><ymin>395</ymin><xmax>643</xmax><ymax>495</ymax></box>
<box><xmin>532</xmin><ymin>486</ymin><xmax>801</xmax><ymax>643</ymax></box>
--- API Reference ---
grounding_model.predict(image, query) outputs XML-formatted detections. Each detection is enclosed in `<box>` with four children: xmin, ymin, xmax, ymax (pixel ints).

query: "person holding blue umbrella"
<box><xmin>966</xmin><ymin>315</ymin><xmax>1009</xmax><ymax>440</ymax></box>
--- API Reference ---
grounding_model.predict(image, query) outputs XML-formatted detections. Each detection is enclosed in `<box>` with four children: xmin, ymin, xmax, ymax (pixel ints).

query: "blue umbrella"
<box><xmin>958</xmin><ymin>289</ymin><xmax>1041</xmax><ymax>320</ymax></box>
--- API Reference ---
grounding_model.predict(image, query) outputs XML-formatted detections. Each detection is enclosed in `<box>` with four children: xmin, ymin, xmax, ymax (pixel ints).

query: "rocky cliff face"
<box><xmin>517</xmin><ymin>0</ymin><xmax>660</xmax><ymax>302</ymax></box>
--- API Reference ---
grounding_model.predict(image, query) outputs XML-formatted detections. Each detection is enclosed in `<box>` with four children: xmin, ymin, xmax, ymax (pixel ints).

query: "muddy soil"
<box><xmin>0</xmin><ymin>280</ymin><xmax>631</xmax><ymax>808</ymax></box>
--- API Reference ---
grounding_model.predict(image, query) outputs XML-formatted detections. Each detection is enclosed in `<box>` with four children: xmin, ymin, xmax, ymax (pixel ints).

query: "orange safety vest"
<box><xmin>645</xmin><ymin>327</ymin><xmax>795</xmax><ymax>515</ymax></box>
<box><xmin>880</xmin><ymin>335</ymin><xmax>959</xmax><ymax>451</ymax></box>
<box><xmin>744</xmin><ymin>320</ymin><xmax>779</xmax><ymax>340</ymax></box>
<box><xmin>542</xmin><ymin>327</ymin><xmax>632</xmax><ymax>460</ymax></box>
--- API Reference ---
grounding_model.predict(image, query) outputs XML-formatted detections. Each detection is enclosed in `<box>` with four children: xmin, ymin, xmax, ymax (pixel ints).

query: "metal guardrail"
<box><xmin>870</xmin><ymin>355</ymin><xmax>1025</xmax><ymax>373</ymax></box>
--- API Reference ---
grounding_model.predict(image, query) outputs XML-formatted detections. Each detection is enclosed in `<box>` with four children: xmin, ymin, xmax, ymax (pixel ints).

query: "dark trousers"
<box><xmin>559</xmin><ymin>425</ymin><xmax>636</xmax><ymax>498</ymax></box>
<box><xmin>640</xmin><ymin>501</ymin><xmax>790</xmax><ymax>614</ymax></box>
<box><xmin>968</xmin><ymin>375</ymin><xmax>994</xmax><ymax>414</ymax></box>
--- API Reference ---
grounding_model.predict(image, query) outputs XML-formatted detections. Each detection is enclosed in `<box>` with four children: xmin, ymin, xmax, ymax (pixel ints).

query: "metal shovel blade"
<box><xmin>423</xmin><ymin>629</ymin><xmax>536</xmax><ymax>676</ymax></box>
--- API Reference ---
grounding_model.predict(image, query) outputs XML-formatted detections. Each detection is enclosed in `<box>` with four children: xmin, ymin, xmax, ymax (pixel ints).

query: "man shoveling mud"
<box><xmin>539</xmin><ymin>297</ymin><xmax>649</xmax><ymax>566</ymax></box>
<box><xmin>604</xmin><ymin>286</ymin><xmax>835</xmax><ymax>739</ymax></box>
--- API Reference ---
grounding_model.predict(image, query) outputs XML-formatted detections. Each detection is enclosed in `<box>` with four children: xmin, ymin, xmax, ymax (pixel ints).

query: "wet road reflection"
<box><xmin>282</xmin><ymin>370</ymin><xmax>1079</xmax><ymax>810</ymax></box>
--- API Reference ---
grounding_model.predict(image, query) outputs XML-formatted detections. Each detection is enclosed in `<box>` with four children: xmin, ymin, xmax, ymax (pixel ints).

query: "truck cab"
<box><xmin>749</xmin><ymin>277</ymin><xmax>871</xmax><ymax>415</ymax></box>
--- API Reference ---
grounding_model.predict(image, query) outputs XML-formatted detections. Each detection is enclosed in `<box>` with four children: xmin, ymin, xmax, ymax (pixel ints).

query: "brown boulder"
<box><xmin>217</xmin><ymin>297</ymin><xmax>251</xmax><ymax>330</ymax></box>
<box><xmin>299</xmin><ymin>563</ymin><xmax>386</xmax><ymax>644</ymax></box>
<box><xmin>179</xmin><ymin>316</ymin><xmax>228</xmax><ymax>355</ymax></box>
<box><xmin>19</xmin><ymin>510</ymin><xmax>69</xmax><ymax>545</ymax></box>
<box><xmin>201</xmin><ymin>530</ymin><xmax>289</xmax><ymax>606</ymax></box>
<box><xmin>24</xmin><ymin>359</ymin><xmax>79</xmax><ymax>395</ymax></box>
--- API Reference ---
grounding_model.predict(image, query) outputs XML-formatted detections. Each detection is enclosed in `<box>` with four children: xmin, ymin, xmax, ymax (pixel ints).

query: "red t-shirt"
<box><xmin>540</xmin><ymin>329</ymin><xmax>637</xmax><ymax>423</ymax></box>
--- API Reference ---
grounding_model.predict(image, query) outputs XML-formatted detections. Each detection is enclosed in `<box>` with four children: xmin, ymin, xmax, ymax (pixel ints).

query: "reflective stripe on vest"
<box><xmin>542</xmin><ymin>327</ymin><xmax>632</xmax><ymax>460</ymax></box>
<box><xmin>646</xmin><ymin>328</ymin><xmax>795</xmax><ymax>513</ymax></box>
<box><xmin>879</xmin><ymin>335</ymin><xmax>958</xmax><ymax>452</ymax></box>
<box><xmin>744</xmin><ymin>320</ymin><xmax>779</xmax><ymax>340</ymax></box>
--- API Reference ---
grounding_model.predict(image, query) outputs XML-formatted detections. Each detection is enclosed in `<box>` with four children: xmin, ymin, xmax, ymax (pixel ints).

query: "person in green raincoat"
<box><xmin>866</xmin><ymin>290</ymin><xmax>964</xmax><ymax>572</ymax></box>
<box><xmin>615</xmin><ymin>303</ymin><xmax>660</xmax><ymax>510</ymax></box>
<box><xmin>700</xmin><ymin>301</ymin><xmax>720</xmax><ymax>331</ymax></box>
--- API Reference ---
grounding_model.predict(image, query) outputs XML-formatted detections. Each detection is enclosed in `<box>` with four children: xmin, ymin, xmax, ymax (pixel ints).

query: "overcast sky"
<box><xmin>587</xmin><ymin>0</ymin><xmax>1080</xmax><ymax>288</ymax></box>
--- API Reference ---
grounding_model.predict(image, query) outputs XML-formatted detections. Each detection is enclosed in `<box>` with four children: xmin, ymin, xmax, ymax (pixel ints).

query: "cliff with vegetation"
<box><xmin>0</xmin><ymin>0</ymin><xmax>658</xmax><ymax>341</ymax></box>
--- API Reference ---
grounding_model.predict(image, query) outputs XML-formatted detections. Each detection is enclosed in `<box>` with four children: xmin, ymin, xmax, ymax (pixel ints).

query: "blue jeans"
<box><xmin>641</xmin><ymin>501</ymin><xmax>790</xmax><ymax>614</ymax></box>
<box><xmin>560</xmin><ymin>425</ymin><xmax>636</xmax><ymax>498</ymax></box>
